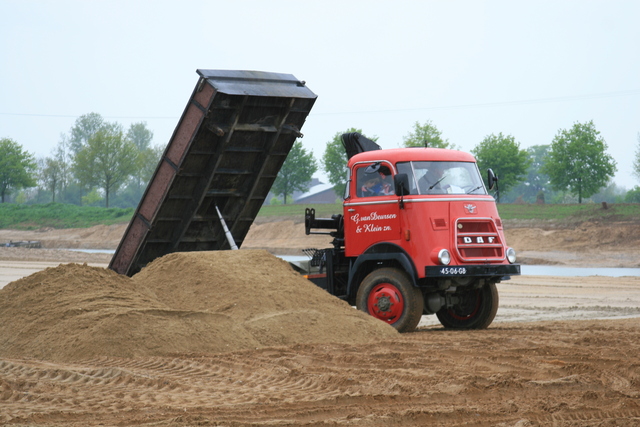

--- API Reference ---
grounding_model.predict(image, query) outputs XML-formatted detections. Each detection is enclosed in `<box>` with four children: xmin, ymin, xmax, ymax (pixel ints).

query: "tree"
<box><xmin>503</xmin><ymin>145</ymin><xmax>554</xmax><ymax>203</ymax></box>
<box><xmin>625</xmin><ymin>186</ymin><xmax>640</xmax><ymax>203</ymax></box>
<box><xmin>111</xmin><ymin>144</ymin><xmax>164</xmax><ymax>208</ymax></box>
<box><xmin>38</xmin><ymin>156</ymin><xmax>64</xmax><ymax>202</ymax></box>
<box><xmin>72</xmin><ymin>122</ymin><xmax>138</xmax><ymax>207</ymax></box>
<box><xmin>523</xmin><ymin>145</ymin><xmax>551</xmax><ymax>195</ymax></box>
<box><xmin>471</xmin><ymin>133</ymin><xmax>531</xmax><ymax>200</ymax></box>
<box><xmin>272</xmin><ymin>140</ymin><xmax>317</xmax><ymax>204</ymax></box>
<box><xmin>322</xmin><ymin>128</ymin><xmax>378</xmax><ymax>198</ymax></box>
<box><xmin>51</xmin><ymin>133</ymin><xmax>83</xmax><ymax>204</ymax></box>
<box><xmin>402</xmin><ymin>120</ymin><xmax>453</xmax><ymax>148</ymax></box>
<box><xmin>138</xmin><ymin>144</ymin><xmax>163</xmax><ymax>185</ymax></box>
<box><xmin>591</xmin><ymin>181</ymin><xmax>626</xmax><ymax>204</ymax></box>
<box><xmin>0</xmin><ymin>138</ymin><xmax>37</xmax><ymax>203</ymax></box>
<box><xmin>541</xmin><ymin>121</ymin><xmax>616</xmax><ymax>203</ymax></box>
<box><xmin>633</xmin><ymin>133</ymin><xmax>640</xmax><ymax>183</ymax></box>
<box><xmin>126</xmin><ymin>122</ymin><xmax>156</xmax><ymax>192</ymax></box>
<box><xmin>127</xmin><ymin>122</ymin><xmax>154</xmax><ymax>151</ymax></box>
<box><xmin>69</xmin><ymin>112</ymin><xmax>104</xmax><ymax>154</ymax></box>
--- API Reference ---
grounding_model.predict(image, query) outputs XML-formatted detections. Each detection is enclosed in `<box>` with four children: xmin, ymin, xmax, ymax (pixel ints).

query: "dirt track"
<box><xmin>1</xmin><ymin>218</ymin><xmax>640</xmax><ymax>426</ymax></box>
<box><xmin>3</xmin><ymin>318</ymin><xmax>640</xmax><ymax>426</ymax></box>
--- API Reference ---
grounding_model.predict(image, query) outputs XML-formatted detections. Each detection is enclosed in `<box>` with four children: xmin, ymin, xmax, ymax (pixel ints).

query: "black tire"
<box><xmin>436</xmin><ymin>282</ymin><xmax>499</xmax><ymax>329</ymax></box>
<box><xmin>356</xmin><ymin>268</ymin><xmax>424</xmax><ymax>333</ymax></box>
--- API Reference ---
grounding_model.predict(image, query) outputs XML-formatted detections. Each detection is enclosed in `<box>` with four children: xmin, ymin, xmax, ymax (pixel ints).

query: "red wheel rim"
<box><xmin>367</xmin><ymin>283</ymin><xmax>404</xmax><ymax>324</ymax></box>
<box><xmin>448</xmin><ymin>289</ymin><xmax>481</xmax><ymax>320</ymax></box>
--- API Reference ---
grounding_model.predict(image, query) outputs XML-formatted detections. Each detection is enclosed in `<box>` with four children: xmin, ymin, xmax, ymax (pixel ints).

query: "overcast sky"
<box><xmin>2</xmin><ymin>0</ymin><xmax>639</xmax><ymax>189</ymax></box>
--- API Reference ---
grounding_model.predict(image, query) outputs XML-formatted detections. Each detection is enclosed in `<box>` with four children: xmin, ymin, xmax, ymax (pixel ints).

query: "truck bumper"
<box><xmin>425</xmin><ymin>264</ymin><xmax>520</xmax><ymax>278</ymax></box>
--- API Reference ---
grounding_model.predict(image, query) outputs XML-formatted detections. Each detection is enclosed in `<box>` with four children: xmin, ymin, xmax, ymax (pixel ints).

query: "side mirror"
<box><xmin>487</xmin><ymin>168</ymin><xmax>498</xmax><ymax>190</ymax></box>
<box><xmin>394</xmin><ymin>173</ymin><xmax>410</xmax><ymax>196</ymax></box>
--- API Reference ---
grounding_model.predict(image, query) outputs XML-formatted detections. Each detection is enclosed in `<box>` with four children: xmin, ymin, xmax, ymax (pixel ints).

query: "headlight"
<box><xmin>438</xmin><ymin>249</ymin><xmax>451</xmax><ymax>265</ymax></box>
<box><xmin>506</xmin><ymin>247</ymin><xmax>517</xmax><ymax>263</ymax></box>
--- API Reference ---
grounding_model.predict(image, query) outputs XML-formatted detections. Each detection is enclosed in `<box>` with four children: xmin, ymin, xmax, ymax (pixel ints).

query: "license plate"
<box><xmin>439</xmin><ymin>267</ymin><xmax>468</xmax><ymax>275</ymax></box>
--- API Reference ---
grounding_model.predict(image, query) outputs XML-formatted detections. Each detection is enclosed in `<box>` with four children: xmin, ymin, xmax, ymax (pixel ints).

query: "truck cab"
<box><xmin>305</xmin><ymin>136</ymin><xmax>520</xmax><ymax>332</ymax></box>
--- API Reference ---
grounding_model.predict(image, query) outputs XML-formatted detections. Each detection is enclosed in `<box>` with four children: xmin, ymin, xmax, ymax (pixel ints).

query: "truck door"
<box><xmin>344</xmin><ymin>162</ymin><xmax>402</xmax><ymax>257</ymax></box>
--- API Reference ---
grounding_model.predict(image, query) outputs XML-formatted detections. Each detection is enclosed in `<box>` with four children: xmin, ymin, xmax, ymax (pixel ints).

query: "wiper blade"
<box><xmin>466</xmin><ymin>185</ymin><xmax>483</xmax><ymax>194</ymax></box>
<box><xmin>429</xmin><ymin>175</ymin><xmax>447</xmax><ymax>190</ymax></box>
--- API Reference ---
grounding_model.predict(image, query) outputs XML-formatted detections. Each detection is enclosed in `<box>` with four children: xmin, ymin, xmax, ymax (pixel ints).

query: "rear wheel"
<box><xmin>436</xmin><ymin>282</ymin><xmax>499</xmax><ymax>329</ymax></box>
<box><xmin>356</xmin><ymin>268</ymin><xmax>424</xmax><ymax>333</ymax></box>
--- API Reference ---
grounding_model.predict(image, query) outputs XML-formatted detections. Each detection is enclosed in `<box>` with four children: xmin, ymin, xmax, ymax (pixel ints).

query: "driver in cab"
<box><xmin>419</xmin><ymin>163</ymin><xmax>464</xmax><ymax>195</ymax></box>
<box><xmin>360</xmin><ymin>165</ymin><xmax>394</xmax><ymax>197</ymax></box>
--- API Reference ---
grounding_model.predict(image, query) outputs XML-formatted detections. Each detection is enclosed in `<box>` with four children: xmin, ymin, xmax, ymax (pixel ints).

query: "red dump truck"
<box><xmin>110</xmin><ymin>70</ymin><xmax>519</xmax><ymax>333</ymax></box>
<box><xmin>302</xmin><ymin>133</ymin><xmax>520</xmax><ymax>332</ymax></box>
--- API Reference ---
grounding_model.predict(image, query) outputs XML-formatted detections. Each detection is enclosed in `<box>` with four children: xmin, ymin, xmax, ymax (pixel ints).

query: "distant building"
<box><xmin>265</xmin><ymin>178</ymin><xmax>339</xmax><ymax>205</ymax></box>
<box><xmin>294</xmin><ymin>181</ymin><xmax>339</xmax><ymax>204</ymax></box>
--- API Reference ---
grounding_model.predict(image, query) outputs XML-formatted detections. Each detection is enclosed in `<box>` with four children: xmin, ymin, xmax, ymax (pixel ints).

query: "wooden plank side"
<box><xmin>139</xmin><ymin>159</ymin><xmax>178</xmax><ymax>221</ymax></box>
<box><xmin>165</xmin><ymin>103</ymin><xmax>204</xmax><ymax>167</ymax></box>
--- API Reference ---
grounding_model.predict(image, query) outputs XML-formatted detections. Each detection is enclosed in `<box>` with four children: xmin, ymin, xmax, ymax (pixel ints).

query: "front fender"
<box><xmin>347</xmin><ymin>243</ymin><xmax>418</xmax><ymax>299</ymax></box>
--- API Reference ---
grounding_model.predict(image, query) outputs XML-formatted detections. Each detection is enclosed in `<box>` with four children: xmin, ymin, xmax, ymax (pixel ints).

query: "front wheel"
<box><xmin>356</xmin><ymin>268</ymin><xmax>424</xmax><ymax>333</ymax></box>
<box><xmin>436</xmin><ymin>282</ymin><xmax>499</xmax><ymax>329</ymax></box>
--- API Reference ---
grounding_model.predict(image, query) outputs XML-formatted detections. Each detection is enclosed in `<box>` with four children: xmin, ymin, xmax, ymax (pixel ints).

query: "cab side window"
<box><xmin>356</xmin><ymin>164</ymin><xmax>395</xmax><ymax>197</ymax></box>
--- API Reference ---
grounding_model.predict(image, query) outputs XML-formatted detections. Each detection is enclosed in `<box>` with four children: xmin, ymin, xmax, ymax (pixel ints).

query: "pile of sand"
<box><xmin>0</xmin><ymin>250</ymin><xmax>396</xmax><ymax>361</ymax></box>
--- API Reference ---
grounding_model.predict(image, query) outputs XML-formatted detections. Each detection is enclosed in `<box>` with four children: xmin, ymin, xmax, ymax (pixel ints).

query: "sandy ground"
<box><xmin>1</xmin><ymin>217</ymin><xmax>640</xmax><ymax>426</ymax></box>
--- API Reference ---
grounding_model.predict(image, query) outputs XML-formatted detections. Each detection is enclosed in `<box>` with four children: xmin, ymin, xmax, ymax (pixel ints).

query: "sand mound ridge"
<box><xmin>0</xmin><ymin>250</ymin><xmax>396</xmax><ymax>361</ymax></box>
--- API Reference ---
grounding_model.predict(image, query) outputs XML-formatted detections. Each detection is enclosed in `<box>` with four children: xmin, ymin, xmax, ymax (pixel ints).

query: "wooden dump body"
<box><xmin>109</xmin><ymin>69</ymin><xmax>317</xmax><ymax>276</ymax></box>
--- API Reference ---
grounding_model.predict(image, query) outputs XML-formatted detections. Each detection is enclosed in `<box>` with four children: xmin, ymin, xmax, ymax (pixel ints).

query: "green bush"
<box><xmin>625</xmin><ymin>186</ymin><xmax>640</xmax><ymax>203</ymax></box>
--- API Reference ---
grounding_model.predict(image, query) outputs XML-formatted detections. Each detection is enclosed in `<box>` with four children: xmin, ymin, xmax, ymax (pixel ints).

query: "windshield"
<box><xmin>396</xmin><ymin>161</ymin><xmax>487</xmax><ymax>195</ymax></box>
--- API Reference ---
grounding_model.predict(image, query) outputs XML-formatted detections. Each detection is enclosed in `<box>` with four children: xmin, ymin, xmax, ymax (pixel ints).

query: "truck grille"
<box><xmin>455</xmin><ymin>219</ymin><xmax>504</xmax><ymax>261</ymax></box>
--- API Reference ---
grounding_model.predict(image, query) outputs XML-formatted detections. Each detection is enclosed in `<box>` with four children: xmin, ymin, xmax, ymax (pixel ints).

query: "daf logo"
<box><xmin>463</xmin><ymin>236</ymin><xmax>496</xmax><ymax>244</ymax></box>
<box><xmin>464</xmin><ymin>204</ymin><xmax>477</xmax><ymax>214</ymax></box>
